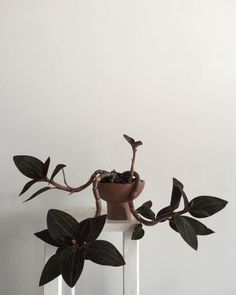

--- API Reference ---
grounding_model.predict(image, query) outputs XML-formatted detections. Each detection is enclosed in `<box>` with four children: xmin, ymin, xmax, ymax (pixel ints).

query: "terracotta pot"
<box><xmin>97</xmin><ymin>180</ymin><xmax>145</xmax><ymax>220</ymax></box>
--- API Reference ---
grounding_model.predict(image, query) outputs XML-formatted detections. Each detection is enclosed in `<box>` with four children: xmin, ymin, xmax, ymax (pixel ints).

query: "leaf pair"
<box><xmin>169</xmin><ymin>195</ymin><xmax>227</xmax><ymax>250</ymax></box>
<box><xmin>14</xmin><ymin>155</ymin><xmax>67</xmax><ymax>202</ymax></box>
<box><xmin>133</xmin><ymin>201</ymin><xmax>156</xmax><ymax>240</ymax></box>
<box><xmin>135</xmin><ymin>179</ymin><xmax>227</xmax><ymax>249</ymax></box>
<box><xmin>13</xmin><ymin>155</ymin><xmax>50</xmax><ymax>180</ymax></box>
<box><xmin>13</xmin><ymin>155</ymin><xmax>53</xmax><ymax>202</ymax></box>
<box><xmin>37</xmin><ymin>210</ymin><xmax>107</xmax><ymax>247</ymax></box>
<box><xmin>132</xmin><ymin>224</ymin><xmax>145</xmax><ymax>240</ymax></box>
<box><xmin>170</xmin><ymin>214</ymin><xmax>214</xmax><ymax>250</ymax></box>
<box><xmin>123</xmin><ymin>134</ymin><xmax>143</xmax><ymax>149</ymax></box>
<box><xmin>136</xmin><ymin>201</ymin><xmax>155</xmax><ymax>221</ymax></box>
<box><xmin>189</xmin><ymin>196</ymin><xmax>228</xmax><ymax>218</ymax></box>
<box><xmin>36</xmin><ymin>210</ymin><xmax>125</xmax><ymax>288</ymax></box>
<box><xmin>136</xmin><ymin>178</ymin><xmax>185</xmax><ymax>222</ymax></box>
<box><xmin>49</xmin><ymin>164</ymin><xmax>66</xmax><ymax>183</ymax></box>
<box><xmin>169</xmin><ymin>178</ymin><xmax>228</xmax><ymax>219</ymax></box>
<box><xmin>40</xmin><ymin>245</ymin><xmax>85</xmax><ymax>287</ymax></box>
<box><xmin>170</xmin><ymin>178</ymin><xmax>188</xmax><ymax>210</ymax></box>
<box><xmin>156</xmin><ymin>178</ymin><xmax>187</xmax><ymax>221</ymax></box>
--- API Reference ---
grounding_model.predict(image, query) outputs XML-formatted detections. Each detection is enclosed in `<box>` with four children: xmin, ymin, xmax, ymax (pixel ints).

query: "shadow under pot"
<box><xmin>97</xmin><ymin>180</ymin><xmax>145</xmax><ymax>220</ymax></box>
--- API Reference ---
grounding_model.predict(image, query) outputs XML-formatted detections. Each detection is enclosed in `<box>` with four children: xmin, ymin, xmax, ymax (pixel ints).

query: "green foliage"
<box><xmin>82</xmin><ymin>215</ymin><xmax>107</xmax><ymax>242</ymax></box>
<box><xmin>49</xmin><ymin>164</ymin><xmax>66</xmax><ymax>182</ymax></box>
<box><xmin>35</xmin><ymin>210</ymin><xmax>125</xmax><ymax>288</ymax></box>
<box><xmin>170</xmin><ymin>178</ymin><xmax>183</xmax><ymax>210</ymax></box>
<box><xmin>39</xmin><ymin>253</ymin><xmax>61</xmax><ymax>286</ymax></box>
<box><xmin>170</xmin><ymin>216</ymin><xmax>214</xmax><ymax>236</ymax></box>
<box><xmin>123</xmin><ymin>134</ymin><xmax>143</xmax><ymax>149</ymax></box>
<box><xmin>60</xmin><ymin>247</ymin><xmax>85</xmax><ymax>287</ymax></box>
<box><xmin>174</xmin><ymin>213</ymin><xmax>198</xmax><ymax>250</ymax></box>
<box><xmin>131</xmin><ymin>224</ymin><xmax>145</xmax><ymax>240</ymax></box>
<box><xmin>156</xmin><ymin>205</ymin><xmax>172</xmax><ymax>221</ymax></box>
<box><xmin>133</xmin><ymin>178</ymin><xmax>227</xmax><ymax>249</ymax></box>
<box><xmin>47</xmin><ymin>209</ymin><xmax>80</xmax><ymax>241</ymax></box>
<box><xmin>13</xmin><ymin>155</ymin><xmax>67</xmax><ymax>201</ymax></box>
<box><xmin>181</xmin><ymin>217</ymin><xmax>214</xmax><ymax>235</ymax></box>
<box><xmin>168</xmin><ymin>194</ymin><xmax>227</xmax><ymax>249</ymax></box>
<box><xmin>23</xmin><ymin>187</ymin><xmax>52</xmax><ymax>202</ymax></box>
<box><xmin>136</xmin><ymin>201</ymin><xmax>155</xmax><ymax>220</ymax></box>
<box><xmin>85</xmin><ymin>240</ymin><xmax>125</xmax><ymax>266</ymax></box>
<box><xmin>13</xmin><ymin>155</ymin><xmax>46</xmax><ymax>179</ymax></box>
<box><xmin>35</xmin><ymin>229</ymin><xmax>62</xmax><ymax>247</ymax></box>
<box><xmin>189</xmin><ymin>196</ymin><xmax>228</xmax><ymax>218</ymax></box>
<box><xmin>14</xmin><ymin>135</ymin><xmax>229</xmax><ymax>287</ymax></box>
<box><xmin>19</xmin><ymin>179</ymin><xmax>39</xmax><ymax>196</ymax></box>
<box><xmin>43</xmin><ymin>157</ymin><xmax>51</xmax><ymax>177</ymax></box>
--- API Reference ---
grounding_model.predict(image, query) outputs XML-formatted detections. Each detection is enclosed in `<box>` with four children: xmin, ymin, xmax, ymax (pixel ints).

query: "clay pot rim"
<box><xmin>97</xmin><ymin>179</ymin><xmax>145</xmax><ymax>218</ymax></box>
<box><xmin>98</xmin><ymin>179</ymin><xmax>145</xmax><ymax>186</ymax></box>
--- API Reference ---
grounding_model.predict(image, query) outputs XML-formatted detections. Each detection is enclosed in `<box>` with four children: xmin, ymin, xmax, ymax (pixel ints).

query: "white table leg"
<box><xmin>123</xmin><ymin>228</ymin><xmax>140</xmax><ymax>295</ymax></box>
<box><xmin>60</xmin><ymin>275</ymin><xmax>75</xmax><ymax>295</ymax></box>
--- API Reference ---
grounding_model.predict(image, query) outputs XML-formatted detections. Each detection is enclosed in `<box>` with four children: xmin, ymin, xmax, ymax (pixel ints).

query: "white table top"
<box><xmin>65</xmin><ymin>207</ymin><xmax>138</xmax><ymax>232</ymax></box>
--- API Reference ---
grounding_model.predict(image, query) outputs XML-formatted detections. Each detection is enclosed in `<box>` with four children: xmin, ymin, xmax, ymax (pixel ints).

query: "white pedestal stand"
<box><xmin>43</xmin><ymin>208</ymin><xmax>140</xmax><ymax>295</ymax></box>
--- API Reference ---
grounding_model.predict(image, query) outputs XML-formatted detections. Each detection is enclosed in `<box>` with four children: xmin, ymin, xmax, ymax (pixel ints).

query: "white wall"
<box><xmin>0</xmin><ymin>0</ymin><xmax>235</xmax><ymax>294</ymax></box>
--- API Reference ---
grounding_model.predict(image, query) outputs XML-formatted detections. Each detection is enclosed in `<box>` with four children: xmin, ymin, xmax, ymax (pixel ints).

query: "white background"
<box><xmin>0</xmin><ymin>0</ymin><xmax>235</xmax><ymax>294</ymax></box>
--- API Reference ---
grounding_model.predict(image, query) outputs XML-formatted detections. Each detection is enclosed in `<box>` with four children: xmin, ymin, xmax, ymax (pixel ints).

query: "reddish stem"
<box><xmin>128</xmin><ymin>171</ymin><xmax>190</xmax><ymax>226</ymax></box>
<box><xmin>128</xmin><ymin>147</ymin><xmax>136</xmax><ymax>183</ymax></box>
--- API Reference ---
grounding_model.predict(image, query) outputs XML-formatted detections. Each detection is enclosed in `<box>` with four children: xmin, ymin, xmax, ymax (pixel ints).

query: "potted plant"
<box><xmin>13</xmin><ymin>134</ymin><xmax>228</xmax><ymax>288</ymax></box>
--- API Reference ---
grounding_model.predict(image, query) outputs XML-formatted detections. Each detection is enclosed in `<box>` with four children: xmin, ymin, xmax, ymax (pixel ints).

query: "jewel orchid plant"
<box><xmin>13</xmin><ymin>134</ymin><xmax>228</xmax><ymax>288</ymax></box>
<box><xmin>35</xmin><ymin>210</ymin><xmax>124</xmax><ymax>287</ymax></box>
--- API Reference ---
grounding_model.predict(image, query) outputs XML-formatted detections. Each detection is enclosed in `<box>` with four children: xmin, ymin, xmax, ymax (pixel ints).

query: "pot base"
<box><xmin>106</xmin><ymin>202</ymin><xmax>131</xmax><ymax>220</ymax></box>
<box><xmin>98</xmin><ymin>180</ymin><xmax>145</xmax><ymax>220</ymax></box>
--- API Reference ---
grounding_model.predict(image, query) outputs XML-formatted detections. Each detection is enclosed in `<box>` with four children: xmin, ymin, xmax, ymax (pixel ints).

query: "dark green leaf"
<box><xmin>136</xmin><ymin>202</ymin><xmax>155</xmax><ymax>220</ymax></box>
<box><xmin>131</xmin><ymin>224</ymin><xmax>145</xmax><ymax>240</ymax></box>
<box><xmin>134</xmin><ymin>140</ymin><xmax>143</xmax><ymax>148</ymax></box>
<box><xmin>34</xmin><ymin>229</ymin><xmax>62</xmax><ymax>247</ymax></box>
<box><xmin>13</xmin><ymin>155</ymin><xmax>45</xmax><ymax>179</ymax></box>
<box><xmin>60</xmin><ymin>247</ymin><xmax>85</xmax><ymax>288</ymax></box>
<box><xmin>181</xmin><ymin>217</ymin><xmax>214</xmax><ymax>235</ymax></box>
<box><xmin>156</xmin><ymin>205</ymin><xmax>172</xmax><ymax>221</ymax></box>
<box><xmin>169</xmin><ymin>219</ymin><xmax>178</xmax><ymax>232</ymax></box>
<box><xmin>181</xmin><ymin>189</ymin><xmax>189</xmax><ymax>207</ymax></box>
<box><xmin>43</xmin><ymin>157</ymin><xmax>50</xmax><ymax>177</ymax></box>
<box><xmin>142</xmin><ymin>200</ymin><xmax>153</xmax><ymax>208</ymax></box>
<box><xmin>173</xmin><ymin>177</ymin><xmax>183</xmax><ymax>189</ymax></box>
<box><xmin>189</xmin><ymin>208</ymin><xmax>209</xmax><ymax>217</ymax></box>
<box><xmin>39</xmin><ymin>252</ymin><xmax>61</xmax><ymax>286</ymax></box>
<box><xmin>23</xmin><ymin>186</ymin><xmax>52</xmax><ymax>202</ymax></box>
<box><xmin>174</xmin><ymin>213</ymin><xmax>198</xmax><ymax>250</ymax></box>
<box><xmin>19</xmin><ymin>179</ymin><xmax>39</xmax><ymax>196</ymax></box>
<box><xmin>75</xmin><ymin>215</ymin><xmax>107</xmax><ymax>243</ymax></box>
<box><xmin>85</xmin><ymin>215</ymin><xmax>107</xmax><ymax>242</ymax></box>
<box><xmin>49</xmin><ymin>164</ymin><xmax>66</xmax><ymax>182</ymax></box>
<box><xmin>189</xmin><ymin>196</ymin><xmax>228</xmax><ymax>218</ymax></box>
<box><xmin>170</xmin><ymin>178</ymin><xmax>183</xmax><ymax>210</ymax></box>
<box><xmin>75</xmin><ymin>218</ymin><xmax>91</xmax><ymax>242</ymax></box>
<box><xmin>85</xmin><ymin>240</ymin><xmax>125</xmax><ymax>266</ymax></box>
<box><xmin>123</xmin><ymin>134</ymin><xmax>135</xmax><ymax>145</ymax></box>
<box><xmin>47</xmin><ymin>209</ymin><xmax>79</xmax><ymax>241</ymax></box>
<box><xmin>169</xmin><ymin>217</ymin><xmax>214</xmax><ymax>235</ymax></box>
